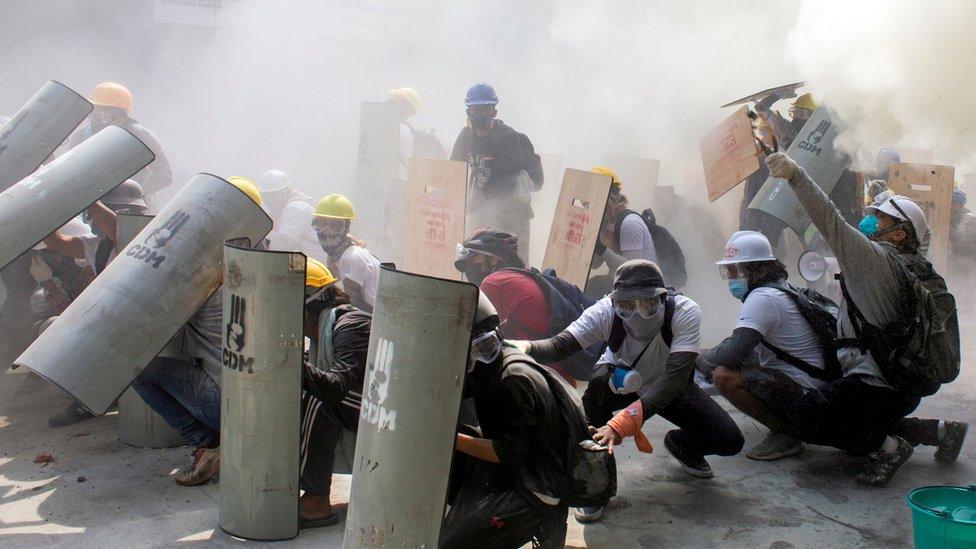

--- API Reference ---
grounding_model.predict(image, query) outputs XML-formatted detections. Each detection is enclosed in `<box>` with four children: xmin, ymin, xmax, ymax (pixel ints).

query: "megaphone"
<box><xmin>798</xmin><ymin>249</ymin><xmax>827</xmax><ymax>282</ymax></box>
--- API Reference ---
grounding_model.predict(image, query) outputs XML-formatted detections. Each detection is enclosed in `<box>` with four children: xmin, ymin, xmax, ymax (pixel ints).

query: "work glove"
<box><xmin>605</xmin><ymin>400</ymin><xmax>653</xmax><ymax>454</ymax></box>
<box><xmin>503</xmin><ymin>340</ymin><xmax>531</xmax><ymax>354</ymax></box>
<box><xmin>766</xmin><ymin>152</ymin><xmax>798</xmax><ymax>181</ymax></box>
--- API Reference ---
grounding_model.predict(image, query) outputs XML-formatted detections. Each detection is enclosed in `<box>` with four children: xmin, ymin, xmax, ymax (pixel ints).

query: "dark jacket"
<box><xmin>301</xmin><ymin>305</ymin><xmax>372</xmax><ymax>428</ymax></box>
<box><xmin>450</xmin><ymin>120</ymin><xmax>542</xmax><ymax>205</ymax></box>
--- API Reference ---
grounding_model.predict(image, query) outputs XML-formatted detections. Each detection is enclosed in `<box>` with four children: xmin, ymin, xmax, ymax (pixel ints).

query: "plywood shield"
<box><xmin>401</xmin><ymin>159</ymin><xmax>468</xmax><ymax>280</ymax></box>
<box><xmin>14</xmin><ymin>173</ymin><xmax>272</xmax><ymax>414</ymax></box>
<box><xmin>888</xmin><ymin>163</ymin><xmax>954</xmax><ymax>273</ymax></box>
<box><xmin>114</xmin><ymin>213</ymin><xmax>185</xmax><ymax>449</ymax></box>
<box><xmin>0</xmin><ymin>81</ymin><xmax>92</xmax><ymax>190</ymax></box>
<box><xmin>343</xmin><ymin>268</ymin><xmax>477</xmax><ymax>548</ymax></box>
<box><xmin>528</xmin><ymin>154</ymin><xmax>565</xmax><ymax>267</ymax></box>
<box><xmin>219</xmin><ymin>245</ymin><xmax>305</xmax><ymax>541</ymax></box>
<box><xmin>700</xmin><ymin>106</ymin><xmax>760</xmax><ymax>202</ymax></box>
<box><xmin>353</xmin><ymin>101</ymin><xmax>401</xmax><ymax>246</ymax></box>
<box><xmin>602</xmin><ymin>156</ymin><xmax>661</xmax><ymax>210</ymax></box>
<box><xmin>0</xmin><ymin>125</ymin><xmax>154</xmax><ymax>270</ymax></box>
<box><xmin>542</xmin><ymin>169</ymin><xmax>613</xmax><ymax>288</ymax></box>
<box><xmin>748</xmin><ymin>107</ymin><xmax>850</xmax><ymax>239</ymax></box>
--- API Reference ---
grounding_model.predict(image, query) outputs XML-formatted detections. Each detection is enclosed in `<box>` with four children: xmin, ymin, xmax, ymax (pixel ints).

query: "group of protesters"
<box><xmin>17</xmin><ymin>81</ymin><xmax>968</xmax><ymax>548</ymax></box>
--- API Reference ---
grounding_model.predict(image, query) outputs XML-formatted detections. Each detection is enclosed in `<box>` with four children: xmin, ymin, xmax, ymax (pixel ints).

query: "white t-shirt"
<box><xmin>736</xmin><ymin>287</ymin><xmax>826</xmax><ymax>389</ymax></box>
<box><xmin>274</xmin><ymin>199</ymin><xmax>325</xmax><ymax>262</ymax></box>
<box><xmin>567</xmin><ymin>295</ymin><xmax>701</xmax><ymax>386</ymax></box>
<box><xmin>78</xmin><ymin>234</ymin><xmax>115</xmax><ymax>275</ymax></box>
<box><xmin>618</xmin><ymin>213</ymin><xmax>659</xmax><ymax>264</ymax></box>
<box><xmin>335</xmin><ymin>245</ymin><xmax>381</xmax><ymax>307</ymax></box>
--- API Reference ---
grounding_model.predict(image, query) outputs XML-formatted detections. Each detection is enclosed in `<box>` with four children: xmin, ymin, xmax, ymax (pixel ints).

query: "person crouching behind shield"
<box><xmin>298</xmin><ymin>257</ymin><xmax>373</xmax><ymax>528</ymax></box>
<box><xmin>440</xmin><ymin>293</ymin><xmax>571</xmax><ymax>549</ymax></box>
<box><xmin>509</xmin><ymin>260</ymin><xmax>743</xmax><ymax>523</ymax></box>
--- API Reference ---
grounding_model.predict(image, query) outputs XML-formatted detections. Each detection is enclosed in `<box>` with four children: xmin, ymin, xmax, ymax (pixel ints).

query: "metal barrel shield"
<box><xmin>218</xmin><ymin>245</ymin><xmax>305</xmax><ymax>541</ymax></box>
<box><xmin>114</xmin><ymin>213</ymin><xmax>185</xmax><ymax>449</ymax></box>
<box><xmin>14</xmin><ymin>174</ymin><xmax>272</xmax><ymax>414</ymax></box>
<box><xmin>0</xmin><ymin>81</ymin><xmax>92</xmax><ymax>190</ymax></box>
<box><xmin>0</xmin><ymin>125</ymin><xmax>155</xmax><ymax>270</ymax></box>
<box><xmin>343</xmin><ymin>268</ymin><xmax>478</xmax><ymax>548</ymax></box>
<box><xmin>747</xmin><ymin>107</ymin><xmax>851</xmax><ymax>240</ymax></box>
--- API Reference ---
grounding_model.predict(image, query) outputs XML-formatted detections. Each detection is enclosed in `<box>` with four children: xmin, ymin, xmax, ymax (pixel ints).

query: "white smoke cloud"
<box><xmin>788</xmin><ymin>0</ymin><xmax>976</xmax><ymax>172</ymax></box>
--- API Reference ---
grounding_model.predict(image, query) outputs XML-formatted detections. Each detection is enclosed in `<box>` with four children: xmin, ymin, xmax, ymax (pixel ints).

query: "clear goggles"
<box><xmin>611</xmin><ymin>296</ymin><xmax>662</xmax><ymax>319</ymax></box>
<box><xmin>718</xmin><ymin>263</ymin><xmax>746</xmax><ymax>280</ymax></box>
<box><xmin>470</xmin><ymin>330</ymin><xmax>502</xmax><ymax>364</ymax></box>
<box><xmin>311</xmin><ymin>217</ymin><xmax>347</xmax><ymax>236</ymax></box>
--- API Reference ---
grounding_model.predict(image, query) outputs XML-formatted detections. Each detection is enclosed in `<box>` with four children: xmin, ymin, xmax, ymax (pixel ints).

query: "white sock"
<box><xmin>881</xmin><ymin>436</ymin><xmax>899</xmax><ymax>454</ymax></box>
<box><xmin>938</xmin><ymin>420</ymin><xmax>947</xmax><ymax>441</ymax></box>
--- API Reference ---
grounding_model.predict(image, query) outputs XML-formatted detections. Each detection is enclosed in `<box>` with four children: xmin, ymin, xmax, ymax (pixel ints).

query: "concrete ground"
<box><xmin>2</xmin><ymin>325</ymin><xmax>975</xmax><ymax>548</ymax></box>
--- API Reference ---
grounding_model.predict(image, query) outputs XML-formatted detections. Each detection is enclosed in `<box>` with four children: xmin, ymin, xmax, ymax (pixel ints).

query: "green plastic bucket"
<box><xmin>907</xmin><ymin>485</ymin><xmax>976</xmax><ymax>548</ymax></box>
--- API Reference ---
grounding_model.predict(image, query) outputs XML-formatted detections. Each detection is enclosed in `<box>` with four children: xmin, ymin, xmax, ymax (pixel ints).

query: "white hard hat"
<box><xmin>866</xmin><ymin>195</ymin><xmax>927</xmax><ymax>243</ymax></box>
<box><xmin>33</xmin><ymin>217</ymin><xmax>95</xmax><ymax>250</ymax></box>
<box><xmin>258</xmin><ymin>169</ymin><xmax>289</xmax><ymax>192</ymax></box>
<box><xmin>716</xmin><ymin>231</ymin><xmax>776</xmax><ymax>265</ymax></box>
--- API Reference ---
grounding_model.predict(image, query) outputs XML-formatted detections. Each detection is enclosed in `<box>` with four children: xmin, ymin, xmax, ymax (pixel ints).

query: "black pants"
<box><xmin>583</xmin><ymin>375</ymin><xmax>744</xmax><ymax>458</ymax></box>
<box><xmin>299</xmin><ymin>393</ymin><xmax>357</xmax><ymax>497</ymax></box>
<box><xmin>441</xmin><ymin>467</ymin><xmax>568</xmax><ymax>549</ymax></box>
<box><xmin>781</xmin><ymin>376</ymin><xmax>921</xmax><ymax>455</ymax></box>
<box><xmin>894</xmin><ymin>417</ymin><xmax>940</xmax><ymax>447</ymax></box>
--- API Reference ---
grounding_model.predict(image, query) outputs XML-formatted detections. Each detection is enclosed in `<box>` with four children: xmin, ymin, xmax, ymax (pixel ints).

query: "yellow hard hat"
<box><xmin>591</xmin><ymin>166</ymin><xmax>622</xmax><ymax>191</ymax></box>
<box><xmin>90</xmin><ymin>82</ymin><xmax>133</xmax><ymax>111</ymax></box>
<box><xmin>306</xmin><ymin>257</ymin><xmax>337</xmax><ymax>289</ymax></box>
<box><xmin>227</xmin><ymin>176</ymin><xmax>262</xmax><ymax>205</ymax></box>
<box><xmin>389</xmin><ymin>86</ymin><xmax>421</xmax><ymax>115</ymax></box>
<box><xmin>791</xmin><ymin>93</ymin><xmax>816</xmax><ymax>112</ymax></box>
<box><xmin>314</xmin><ymin>194</ymin><xmax>355</xmax><ymax>220</ymax></box>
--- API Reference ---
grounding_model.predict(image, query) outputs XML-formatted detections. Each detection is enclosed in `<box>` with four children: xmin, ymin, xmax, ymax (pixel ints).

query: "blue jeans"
<box><xmin>131</xmin><ymin>356</ymin><xmax>220</xmax><ymax>448</ymax></box>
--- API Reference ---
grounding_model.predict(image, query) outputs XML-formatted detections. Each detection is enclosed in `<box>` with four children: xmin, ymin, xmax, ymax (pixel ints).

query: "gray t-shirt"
<box><xmin>736</xmin><ymin>287</ymin><xmax>826</xmax><ymax>389</ymax></box>
<box><xmin>618</xmin><ymin>213</ymin><xmax>659</xmax><ymax>264</ymax></box>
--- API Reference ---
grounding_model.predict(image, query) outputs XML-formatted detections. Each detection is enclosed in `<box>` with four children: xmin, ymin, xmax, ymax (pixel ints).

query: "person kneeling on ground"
<box><xmin>297</xmin><ymin>258</ymin><xmax>372</xmax><ymax>528</ymax></box>
<box><xmin>765</xmin><ymin>152</ymin><xmax>967</xmax><ymax>486</ymax></box>
<box><xmin>698</xmin><ymin>230</ymin><xmax>829</xmax><ymax>461</ymax></box>
<box><xmin>511</xmin><ymin>260</ymin><xmax>744</xmax><ymax>523</ymax></box>
<box><xmin>440</xmin><ymin>294</ymin><xmax>570</xmax><ymax>549</ymax></box>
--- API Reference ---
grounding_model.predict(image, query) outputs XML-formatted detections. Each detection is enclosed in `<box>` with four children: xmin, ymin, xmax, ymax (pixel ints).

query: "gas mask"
<box><xmin>469</xmin><ymin>329</ymin><xmax>502</xmax><ymax>371</ymax></box>
<box><xmin>608</xmin><ymin>364</ymin><xmax>642</xmax><ymax>394</ymax></box>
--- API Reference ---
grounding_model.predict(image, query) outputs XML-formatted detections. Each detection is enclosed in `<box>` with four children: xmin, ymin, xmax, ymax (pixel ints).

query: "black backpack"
<box><xmin>753</xmin><ymin>282</ymin><xmax>843</xmax><ymax>382</ymax></box>
<box><xmin>840</xmin><ymin>247</ymin><xmax>960</xmax><ymax>397</ymax></box>
<box><xmin>500</xmin><ymin>349</ymin><xmax>616</xmax><ymax>507</ymax></box>
<box><xmin>607</xmin><ymin>290</ymin><xmax>677</xmax><ymax>354</ymax></box>
<box><xmin>498</xmin><ymin>267</ymin><xmax>604</xmax><ymax>381</ymax></box>
<box><xmin>613</xmin><ymin>209</ymin><xmax>688</xmax><ymax>289</ymax></box>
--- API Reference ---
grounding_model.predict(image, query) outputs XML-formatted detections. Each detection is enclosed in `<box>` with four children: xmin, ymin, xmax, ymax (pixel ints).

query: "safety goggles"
<box><xmin>305</xmin><ymin>285</ymin><xmax>329</xmax><ymax>305</ymax></box>
<box><xmin>611</xmin><ymin>297</ymin><xmax>662</xmax><ymax>320</ymax></box>
<box><xmin>718</xmin><ymin>263</ymin><xmax>746</xmax><ymax>280</ymax></box>
<box><xmin>470</xmin><ymin>329</ymin><xmax>502</xmax><ymax>365</ymax></box>
<box><xmin>311</xmin><ymin>217</ymin><xmax>347</xmax><ymax>236</ymax></box>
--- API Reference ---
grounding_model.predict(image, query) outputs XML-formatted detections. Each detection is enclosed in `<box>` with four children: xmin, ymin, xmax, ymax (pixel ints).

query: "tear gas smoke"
<box><xmin>789</xmin><ymin>0</ymin><xmax>976</xmax><ymax>172</ymax></box>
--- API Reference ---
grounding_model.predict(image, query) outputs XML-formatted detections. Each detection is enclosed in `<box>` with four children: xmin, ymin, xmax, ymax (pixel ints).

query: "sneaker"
<box><xmin>48</xmin><ymin>403</ymin><xmax>95</xmax><ymax>428</ymax></box>
<box><xmin>664</xmin><ymin>431</ymin><xmax>713</xmax><ymax>479</ymax></box>
<box><xmin>573</xmin><ymin>506</ymin><xmax>605</xmax><ymax>523</ymax></box>
<box><xmin>935</xmin><ymin>420</ymin><xmax>969</xmax><ymax>463</ymax></box>
<box><xmin>175</xmin><ymin>447</ymin><xmax>220</xmax><ymax>486</ymax></box>
<box><xmin>856</xmin><ymin>437</ymin><xmax>913</xmax><ymax>486</ymax></box>
<box><xmin>746</xmin><ymin>432</ymin><xmax>805</xmax><ymax>461</ymax></box>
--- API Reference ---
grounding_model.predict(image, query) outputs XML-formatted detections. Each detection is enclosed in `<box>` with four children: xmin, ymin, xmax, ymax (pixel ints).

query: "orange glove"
<box><xmin>606</xmin><ymin>400</ymin><xmax>653</xmax><ymax>454</ymax></box>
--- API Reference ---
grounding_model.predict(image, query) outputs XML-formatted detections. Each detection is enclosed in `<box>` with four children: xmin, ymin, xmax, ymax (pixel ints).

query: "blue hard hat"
<box><xmin>465</xmin><ymin>82</ymin><xmax>499</xmax><ymax>106</ymax></box>
<box><xmin>953</xmin><ymin>188</ymin><xmax>967</xmax><ymax>205</ymax></box>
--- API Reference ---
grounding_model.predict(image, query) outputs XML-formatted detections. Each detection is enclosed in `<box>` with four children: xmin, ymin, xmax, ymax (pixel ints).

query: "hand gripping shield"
<box><xmin>14</xmin><ymin>174</ymin><xmax>272</xmax><ymax>414</ymax></box>
<box><xmin>0</xmin><ymin>81</ymin><xmax>92</xmax><ymax>190</ymax></box>
<box><xmin>0</xmin><ymin>125</ymin><xmax>155</xmax><ymax>270</ymax></box>
<box><xmin>218</xmin><ymin>245</ymin><xmax>305</xmax><ymax>541</ymax></box>
<box><xmin>343</xmin><ymin>267</ymin><xmax>478</xmax><ymax>548</ymax></box>
<box><xmin>114</xmin><ymin>213</ymin><xmax>185</xmax><ymax>449</ymax></box>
